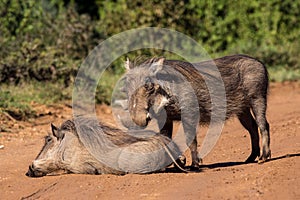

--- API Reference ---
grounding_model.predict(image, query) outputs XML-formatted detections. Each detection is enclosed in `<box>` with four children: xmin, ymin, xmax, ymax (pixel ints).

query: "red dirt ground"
<box><xmin>0</xmin><ymin>82</ymin><xmax>299</xmax><ymax>200</ymax></box>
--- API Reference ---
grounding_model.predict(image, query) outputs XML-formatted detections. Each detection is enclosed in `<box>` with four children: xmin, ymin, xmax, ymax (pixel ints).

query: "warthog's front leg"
<box><xmin>181</xmin><ymin>115</ymin><xmax>201</xmax><ymax>168</ymax></box>
<box><xmin>189</xmin><ymin>137</ymin><xmax>202</xmax><ymax>168</ymax></box>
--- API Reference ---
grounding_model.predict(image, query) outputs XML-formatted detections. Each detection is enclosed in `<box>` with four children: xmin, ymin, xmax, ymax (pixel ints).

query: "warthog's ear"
<box><xmin>150</xmin><ymin>57</ymin><xmax>165</xmax><ymax>76</ymax></box>
<box><xmin>51</xmin><ymin>123</ymin><xmax>65</xmax><ymax>140</ymax></box>
<box><xmin>51</xmin><ymin>123</ymin><xmax>58</xmax><ymax>137</ymax></box>
<box><xmin>124</xmin><ymin>57</ymin><xmax>133</xmax><ymax>71</ymax></box>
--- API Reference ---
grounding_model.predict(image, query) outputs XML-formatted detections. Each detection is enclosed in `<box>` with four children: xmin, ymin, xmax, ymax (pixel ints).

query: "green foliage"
<box><xmin>0</xmin><ymin>0</ymin><xmax>99</xmax><ymax>84</ymax></box>
<box><xmin>268</xmin><ymin>67</ymin><xmax>300</xmax><ymax>82</ymax></box>
<box><xmin>0</xmin><ymin>0</ymin><xmax>299</xmax><ymax>120</ymax></box>
<box><xmin>97</xmin><ymin>0</ymin><xmax>300</xmax><ymax>71</ymax></box>
<box><xmin>0</xmin><ymin>90</ymin><xmax>35</xmax><ymax>120</ymax></box>
<box><xmin>0</xmin><ymin>81</ymin><xmax>72</xmax><ymax>120</ymax></box>
<box><xmin>97</xmin><ymin>0</ymin><xmax>189</xmax><ymax>35</ymax></box>
<box><xmin>96</xmin><ymin>70</ymin><xmax>124</xmax><ymax>104</ymax></box>
<box><xmin>215</xmin><ymin>1</ymin><xmax>300</xmax><ymax>71</ymax></box>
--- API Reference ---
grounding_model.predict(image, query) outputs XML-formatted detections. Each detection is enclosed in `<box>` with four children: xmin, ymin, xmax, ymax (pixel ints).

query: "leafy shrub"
<box><xmin>0</xmin><ymin>0</ymin><xmax>100</xmax><ymax>85</ymax></box>
<box><xmin>98</xmin><ymin>0</ymin><xmax>300</xmax><ymax>72</ymax></box>
<box><xmin>0</xmin><ymin>0</ymin><xmax>299</xmax><ymax>117</ymax></box>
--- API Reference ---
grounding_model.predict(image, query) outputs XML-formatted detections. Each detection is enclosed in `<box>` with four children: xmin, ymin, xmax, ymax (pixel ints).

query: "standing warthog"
<box><xmin>124</xmin><ymin>54</ymin><xmax>271</xmax><ymax>168</ymax></box>
<box><xmin>26</xmin><ymin>117</ymin><xmax>183</xmax><ymax>177</ymax></box>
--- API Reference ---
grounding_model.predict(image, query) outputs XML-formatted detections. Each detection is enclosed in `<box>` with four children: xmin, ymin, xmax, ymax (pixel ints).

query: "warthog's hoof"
<box><xmin>258</xmin><ymin>150</ymin><xmax>271</xmax><ymax>164</ymax></box>
<box><xmin>177</xmin><ymin>155</ymin><xmax>186</xmax><ymax>167</ymax></box>
<box><xmin>245</xmin><ymin>152</ymin><xmax>260</xmax><ymax>163</ymax></box>
<box><xmin>173</xmin><ymin>155</ymin><xmax>186</xmax><ymax>170</ymax></box>
<box><xmin>189</xmin><ymin>157</ymin><xmax>203</xmax><ymax>171</ymax></box>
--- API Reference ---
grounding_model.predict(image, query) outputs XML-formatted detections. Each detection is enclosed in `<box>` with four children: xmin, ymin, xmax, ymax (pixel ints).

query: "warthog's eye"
<box><xmin>144</xmin><ymin>77</ymin><xmax>155</xmax><ymax>92</ymax></box>
<box><xmin>144</xmin><ymin>83</ymin><xmax>154</xmax><ymax>91</ymax></box>
<box><xmin>45</xmin><ymin>136</ymin><xmax>53</xmax><ymax>143</ymax></box>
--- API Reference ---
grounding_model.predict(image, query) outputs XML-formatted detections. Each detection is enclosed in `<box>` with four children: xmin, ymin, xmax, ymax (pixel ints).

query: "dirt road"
<box><xmin>0</xmin><ymin>82</ymin><xmax>299</xmax><ymax>200</ymax></box>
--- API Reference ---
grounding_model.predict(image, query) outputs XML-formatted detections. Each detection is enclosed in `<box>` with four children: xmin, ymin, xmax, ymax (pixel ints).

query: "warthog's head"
<box><xmin>124</xmin><ymin>57</ymin><xmax>170</xmax><ymax>127</ymax></box>
<box><xmin>26</xmin><ymin>122</ymin><xmax>74</xmax><ymax>177</ymax></box>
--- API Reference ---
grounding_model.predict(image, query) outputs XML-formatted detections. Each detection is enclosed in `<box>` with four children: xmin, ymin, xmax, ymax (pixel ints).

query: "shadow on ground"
<box><xmin>165</xmin><ymin>153</ymin><xmax>300</xmax><ymax>173</ymax></box>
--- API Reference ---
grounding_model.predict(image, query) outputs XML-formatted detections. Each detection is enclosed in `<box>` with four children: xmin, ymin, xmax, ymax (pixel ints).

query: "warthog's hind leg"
<box><xmin>238</xmin><ymin>108</ymin><xmax>260</xmax><ymax>163</ymax></box>
<box><xmin>252</xmin><ymin>97</ymin><xmax>271</xmax><ymax>163</ymax></box>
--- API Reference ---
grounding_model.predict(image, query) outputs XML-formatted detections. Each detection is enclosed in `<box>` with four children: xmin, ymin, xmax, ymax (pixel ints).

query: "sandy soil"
<box><xmin>0</xmin><ymin>82</ymin><xmax>299</xmax><ymax>200</ymax></box>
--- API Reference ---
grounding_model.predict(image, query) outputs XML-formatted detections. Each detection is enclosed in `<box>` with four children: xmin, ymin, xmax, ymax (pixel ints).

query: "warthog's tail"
<box><xmin>162</xmin><ymin>141</ymin><xmax>189</xmax><ymax>173</ymax></box>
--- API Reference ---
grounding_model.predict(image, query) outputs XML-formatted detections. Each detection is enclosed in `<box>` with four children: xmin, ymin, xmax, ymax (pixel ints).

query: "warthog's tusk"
<box><xmin>146</xmin><ymin>112</ymin><xmax>151</xmax><ymax>120</ymax></box>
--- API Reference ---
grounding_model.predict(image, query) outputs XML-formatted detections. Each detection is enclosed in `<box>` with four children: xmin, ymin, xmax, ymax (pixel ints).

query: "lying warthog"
<box><xmin>124</xmin><ymin>54</ymin><xmax>271</xmax><ymax>167</ymax></box>
<box><xmin>26</xmin><ymin>117</ymin><xmax>184</xmax><ymax>177</ymax></box>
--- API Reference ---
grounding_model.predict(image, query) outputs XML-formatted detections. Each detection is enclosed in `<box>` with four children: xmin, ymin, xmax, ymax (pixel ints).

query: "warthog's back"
<box><xmin>160</xmin><ymin>54</ymin><xmax>268</xmax><ymax>121</ymax></box>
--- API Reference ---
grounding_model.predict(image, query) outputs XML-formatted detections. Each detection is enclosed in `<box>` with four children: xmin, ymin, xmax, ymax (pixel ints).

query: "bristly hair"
<box><xmin>60</xmin><ymin>120</ymin><xmax>76</xmax><ymax>132</ymax></box>
<box><xmin>127</xmin><ymin>56</ymin><xmax>164</xmax><ymax>69</ymax></box>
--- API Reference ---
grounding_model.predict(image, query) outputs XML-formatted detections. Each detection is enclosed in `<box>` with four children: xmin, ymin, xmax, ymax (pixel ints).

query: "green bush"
<box><xmin>0</xmin><ymin>0</ymin><xmax>99</xmax><ymax>85</ymax></box>
<box><xmin>0</xmin><ymin>0</ymin><xmax>299</xmax><ymax>119</ymax></box>
<box><xmin>98</xmin><ymin>0</ymin><xmax>299</xmax><ymax>70</ymax></box>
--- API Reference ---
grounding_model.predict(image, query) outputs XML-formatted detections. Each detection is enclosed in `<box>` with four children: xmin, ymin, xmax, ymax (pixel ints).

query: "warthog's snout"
<box><xmin>131</xmin><ymin>111</ymin><xmax>151</xmax><ymax>128</ymax></box>
<box><xmin>26</xmin><ymin>164</ymin><xmax>46</xmax><ymax>178</ymax></box>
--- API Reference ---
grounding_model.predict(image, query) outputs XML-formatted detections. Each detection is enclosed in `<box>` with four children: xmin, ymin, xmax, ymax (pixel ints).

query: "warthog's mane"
<box><xmin>59</xmin><ymin>117</ymin><xmax>159</xmax><ymax>147</ymax></box>
<box><xmin>60</xmin><ymin>120</ymin><xmax>76</xmax><ymax>132</ymax></box>
<box><xmin>125</xmin><ymin>57</ymin><xmax>202</xmax><ymax>96</ymax></box>
<box><xmin>128</xmin><ymin>56</ymin><xmax>162</xmax><ymax>68</ymax></box>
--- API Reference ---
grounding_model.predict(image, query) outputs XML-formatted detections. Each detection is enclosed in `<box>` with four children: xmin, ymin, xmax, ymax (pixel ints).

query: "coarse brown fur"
<box><xmin>26</xmin><ymin>117</ymin><xmax>182</xmax><ymax>177</ymax></box>
<box><xmin>124</xmin><ymin>54</ymin><xmax>271</xmax><ymax>167</ymax></box>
